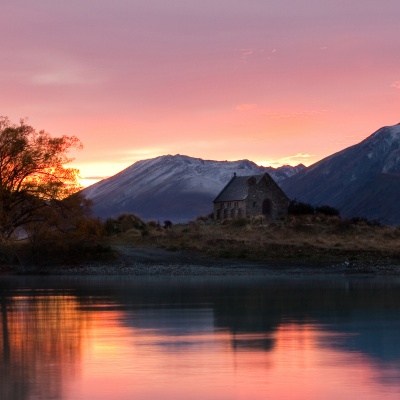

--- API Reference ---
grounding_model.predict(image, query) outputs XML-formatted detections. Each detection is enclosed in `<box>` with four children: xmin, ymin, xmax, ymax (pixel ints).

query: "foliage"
<box><xmin>288</xmin><ymin>200</ymin><xmax>315</xmax><ymax>215</ymax></box>
<box><xmin>1</xmin><ymin>192</ymin><xmax>106</xmax><ymax>267</ymax></box>
<box><xmin>349</xmin><ymin>216</ymin><xmax>382</xmax><ymax>227</ymax></box>
<box><xmin>105</xmin><ymin>213</ymin><xmax>147</xmax><ymax>235</ymax></box>
<box><xmin>24</xmin><ymin>193</ymin><xmax>97</xmax><ymax>244</ymax></box>
<box><xmin>288</xmin><ymin>201</ymin><xmax>340</xmax><ymax>217</ymax></box>
<box><xmin>231</xmin><ymin>218</ymin><xmax>250</xmax><ymax>227</ymax></box>
<box><xmin>196</xmin><ymin>213</ymin><xmax>214</xmax><ymax>222</ymax></box>
<box><xmin>0</xmin><ymin>116</ymin><xmax>82</xmax><ymax>239</ymax></box>
<box><xmin>315</xmin><ymin>205</ymin><xmax>340</xmax><ymax>217</ymax></box>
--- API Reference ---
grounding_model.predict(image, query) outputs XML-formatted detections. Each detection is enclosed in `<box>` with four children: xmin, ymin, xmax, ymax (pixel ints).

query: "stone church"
<box><xmin>213</xmin><ymin>172</ymin><xmax>289</xmax><ymax>221</ymax></box>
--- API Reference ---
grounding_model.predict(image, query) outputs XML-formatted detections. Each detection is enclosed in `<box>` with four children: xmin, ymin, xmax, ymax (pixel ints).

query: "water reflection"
<box><xmin>0</xmin><ymin>292</ymin><xmax>86</xmax><ymax>400</ymax></box>
<box><xmin>1</xmin><ymin>276</ymin><xmax>400</xmax><ymax>399</ymax></box>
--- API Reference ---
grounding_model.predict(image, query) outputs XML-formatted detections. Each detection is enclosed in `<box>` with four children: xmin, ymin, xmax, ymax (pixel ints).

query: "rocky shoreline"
<box><xmin>25</xmin><ymin>245</ymin><xmax>400</xmax><ymax>276</ymax></box>
<box><xmin>48</xmin><ymin>263</ymin><xmax>400</xmax><ymax>276</ymax></box>
<box><xmin>2</xmin><ymin>245</ymin><xmax>400</xmax><ymax>276</ymax></box>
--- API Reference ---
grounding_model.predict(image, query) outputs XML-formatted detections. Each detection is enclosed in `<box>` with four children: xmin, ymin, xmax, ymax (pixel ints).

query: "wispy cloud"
<box><xmin>260</xmin><ymin>153</ymin><xmax>315</xmax><ymax>167</ymax></box>
<box><xmin>28</xmin><ymin>53</ymin><xmax>101</xmax><ymax>86</ymax></box>
<box><xmin>262</xmin><ymin>110</ymin><xmax>329</xmax><ymax>118</ymax></box>
<box><xmin>235</xmin><ymin>48</ymin><xmax>270</xmax><ymax>63</ymax></box>
<box><xmin>31</xmin><ymin>71</ymin><xmax>87</xmax><ymax>85</ymax></box>
<box><xmin>278</xmin><ymin>153</ymin><xmax>315</xmax><ymax>164</ymax></box>
<box><xmin>235</xmin><ymin>103</ymin><xmax>257</xmax><ymax>111</ymax></box>
<box><xmin>391</xmin><ymin>81</ymin><xmax>400</xmax><ymax>89</ymax></box>
<box><xmin>238</xmin><ymin>48</ymin><xmax>255</xmax><ymax>59</ymax></box>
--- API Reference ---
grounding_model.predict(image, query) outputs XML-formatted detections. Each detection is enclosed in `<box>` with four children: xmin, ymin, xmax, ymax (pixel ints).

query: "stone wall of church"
<box><xmin>245</xmin><ymin>175</ymin><xmax>289</xmax><ymax>220</ymax></box>
<box><xmin>213</xmin><ymin>200</ymin><xmax>246</xmax><ymax>220</ymax></box>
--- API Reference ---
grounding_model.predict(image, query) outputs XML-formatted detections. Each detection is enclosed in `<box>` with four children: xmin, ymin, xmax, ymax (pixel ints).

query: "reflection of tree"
<box><xmin>0</xmin><ymin>293</ymin><xmax>88</xmax><ymax>400</ymax></box>
<box><xmin>1</xmin><ymin>297</ymin><xmax>10</xmax><ymax>365</ymax></box>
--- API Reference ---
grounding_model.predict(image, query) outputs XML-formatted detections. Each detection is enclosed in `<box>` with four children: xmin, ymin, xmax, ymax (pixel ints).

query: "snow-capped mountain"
<box><xmin>281</xmin><ymin>123</ymin><xmax>400</xmax><ymax>225</ymax></box>
<box><xmin>82</xmin><ymin>155</ymin><xmax>305</xmax><ymax>222</ymax></box>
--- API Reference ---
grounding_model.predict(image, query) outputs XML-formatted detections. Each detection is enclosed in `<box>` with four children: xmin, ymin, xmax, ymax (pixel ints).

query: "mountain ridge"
<box><xmin>82</xmin><ymin>154</ymin><xmax>305</xmax><ymax>222</ymax></box>
<box><xmin>280</xmin><ymin>123</ymin><xmax>400</xmax><ymax>224</ymax></box>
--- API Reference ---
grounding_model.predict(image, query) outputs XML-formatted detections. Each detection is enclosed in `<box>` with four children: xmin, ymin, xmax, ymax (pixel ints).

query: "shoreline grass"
<box><xmin>108</xmin><ymin>214</ymin><xmax>400</xmax><ymax>266</ymax></box>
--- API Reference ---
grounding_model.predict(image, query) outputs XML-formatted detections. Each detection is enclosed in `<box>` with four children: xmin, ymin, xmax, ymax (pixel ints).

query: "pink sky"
<box><xmin>1</xmin><ymin>0</ymin><xmax>399</xmax><ymax>186</ymax></box>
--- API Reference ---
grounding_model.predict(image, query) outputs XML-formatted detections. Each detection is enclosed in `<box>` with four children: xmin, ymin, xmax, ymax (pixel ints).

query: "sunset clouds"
<box><xmin>1</xmin><ymin>0</ymin><xmax>399</xmax><ymax>185</ymax></box>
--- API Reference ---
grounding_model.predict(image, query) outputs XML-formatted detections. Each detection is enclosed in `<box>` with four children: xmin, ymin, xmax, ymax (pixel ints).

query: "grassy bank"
<box><xmin>3</xmin><ymin>213</ymin><xmax>400</xmax><ymax>274</ymax></box>
<box><xmin>108</xmin><ymin>214</ymin><xmax>400</xmax><ymax>266</ymax></box>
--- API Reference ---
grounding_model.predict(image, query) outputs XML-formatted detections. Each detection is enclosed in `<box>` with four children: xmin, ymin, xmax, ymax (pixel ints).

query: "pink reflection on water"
<box><xmin>65</xmin><ymin>312</ymin><xmax>400</xmax><ymax>400</ymax></box>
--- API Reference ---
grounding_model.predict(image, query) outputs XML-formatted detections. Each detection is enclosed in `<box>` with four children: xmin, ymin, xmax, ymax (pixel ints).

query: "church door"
<box><xmin>262</xmin><ymin>199</ymin><xmax>272</xmax><ymax>217</ymax></box>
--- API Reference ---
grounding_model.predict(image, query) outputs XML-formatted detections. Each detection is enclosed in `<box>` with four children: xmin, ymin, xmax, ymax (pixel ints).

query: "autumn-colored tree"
<box><xmin>23</xmin><ymin>193</ymin><xmax>107</xmax><ymax>264</ymax></box>
<box><xmin>0</xmin><ymin>116</ymin><xmax>83</xmax><ymax>240</ymax></box>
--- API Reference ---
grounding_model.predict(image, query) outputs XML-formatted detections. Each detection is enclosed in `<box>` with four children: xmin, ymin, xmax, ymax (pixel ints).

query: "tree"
<box><xmin>0</xmin><ymin>116</ymin><xmax>83</xmax><ymax>240</ymax></box>
<box><xmin>23</xmin><ymin>193</ymin><xmax>106</xmax><ymax>264</ymax></box>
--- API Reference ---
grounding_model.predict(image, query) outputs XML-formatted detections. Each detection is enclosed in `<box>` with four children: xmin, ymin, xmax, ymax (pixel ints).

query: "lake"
<box><xmin>1</xmin><ymin>275</ymin><xmax>400</xmax><ymax>399</ymax></box>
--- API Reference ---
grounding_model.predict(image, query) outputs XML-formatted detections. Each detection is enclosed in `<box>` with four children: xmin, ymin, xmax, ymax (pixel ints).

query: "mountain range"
<box><xmin>82</xmin><ymin>123</ymin><xmax>400</xmax><ymax>225</ymax></box>
<box><xmin>82</xmin><ymin>155</ymin><xmax>304</xmax><ymax>222</ymax></box>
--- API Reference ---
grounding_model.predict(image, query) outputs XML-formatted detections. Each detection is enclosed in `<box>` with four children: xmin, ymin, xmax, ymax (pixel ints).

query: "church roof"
<box><xmin>213</xmin><ymin>174</ymin><xmax>265</xmax><ymax>202</ymax></box>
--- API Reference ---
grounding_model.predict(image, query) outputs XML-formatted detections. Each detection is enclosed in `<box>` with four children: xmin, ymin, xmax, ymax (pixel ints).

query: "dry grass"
<box><xmin>107</xmin><ymin>215</ymin><xmax>400</xmax><ymax>265</ymax></box>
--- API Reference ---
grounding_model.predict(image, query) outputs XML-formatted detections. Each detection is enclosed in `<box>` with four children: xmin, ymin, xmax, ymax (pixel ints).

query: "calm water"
<box><xmin>1</xmin><ymin>275</ymin><xmax>400</xmax><ymax>400</ymax></box>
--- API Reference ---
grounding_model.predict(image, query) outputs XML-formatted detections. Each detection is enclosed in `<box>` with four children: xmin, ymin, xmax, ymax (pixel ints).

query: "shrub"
<box><xmin>350</xmin><ymin>217</ymin><xmax>382</xmax><ymax>227</ymax></box>
<box><xmin>288</xmin><ymin>200</ymin><xmax>315</xmax><ymax>215</ymax></box>
<box><xmin>104</xmin><ymin>218</ymin><xmax>121</xmax><ymax>235</ymax></box>
<box><xmin>75</xmin><ymin>217</ymin><xmax>105</xmax><ymax>239</ymax></box>
<box><xmin>105</xmin><ymin>213</ymin><xmax>147</xmax><ymax>234</ymax></box>
<box><xmin>196</xmin><ymin>213</ymin><xmax>213</xmax><ymax>222</ymax></box>
<box><xmin>231</xmin><ymin>218</ymin><xmax>250</xmax><ymax>227</ymax></box>
<box><xmin>334</xmin><ymin>219</ymin><xmax>356</xmax><ymax>233</ymax></box>
<box><xmin>315</xmin><ymin>205</ymin><xmax>340</xmax><ymax>217</ymax></box>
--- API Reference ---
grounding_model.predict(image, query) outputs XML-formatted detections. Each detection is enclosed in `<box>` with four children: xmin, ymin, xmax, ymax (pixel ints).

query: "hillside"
<box><xmin>281</xmin><ymin>123</ymin><xmax>400</xmax><ymax>225</ymax></box>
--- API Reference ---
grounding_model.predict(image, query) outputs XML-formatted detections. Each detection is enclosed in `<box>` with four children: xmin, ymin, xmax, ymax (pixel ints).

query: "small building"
<box><xmin>213</xmin><ymin>172</ymin><xmax>289</xmax><ymax>221</ymax></box>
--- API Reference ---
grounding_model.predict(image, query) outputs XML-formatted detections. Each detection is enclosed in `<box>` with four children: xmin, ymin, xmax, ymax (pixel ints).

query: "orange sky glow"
<box><xmin>1</xmin><ymin>0</ymin><xmax>399</xmax><ymax>187</ymax></box>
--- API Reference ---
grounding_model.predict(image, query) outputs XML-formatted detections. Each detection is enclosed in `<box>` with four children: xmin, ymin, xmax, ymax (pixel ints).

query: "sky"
<box><xmin>1</xmin><ymin>0</ymin><xmax>399</xmax><ymax>186</ymax></box>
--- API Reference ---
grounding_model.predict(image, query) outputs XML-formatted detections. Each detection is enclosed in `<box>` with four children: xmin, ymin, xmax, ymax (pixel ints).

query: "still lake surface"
<box><xmin>1</xmin><ymin>275</ymin><xmax>400</xmax><ymax>400</ymax></box>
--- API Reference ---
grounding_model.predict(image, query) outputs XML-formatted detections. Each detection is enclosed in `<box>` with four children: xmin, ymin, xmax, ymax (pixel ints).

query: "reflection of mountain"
<box><xmin>320</xmin><ymin>315</ymin><xmax>400</xmax><ymax>362</ymax></box>
<box><xmin>122</xmin><ymin>308</ymin><xmax>215</xmax><ymax>336</ymax></box>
